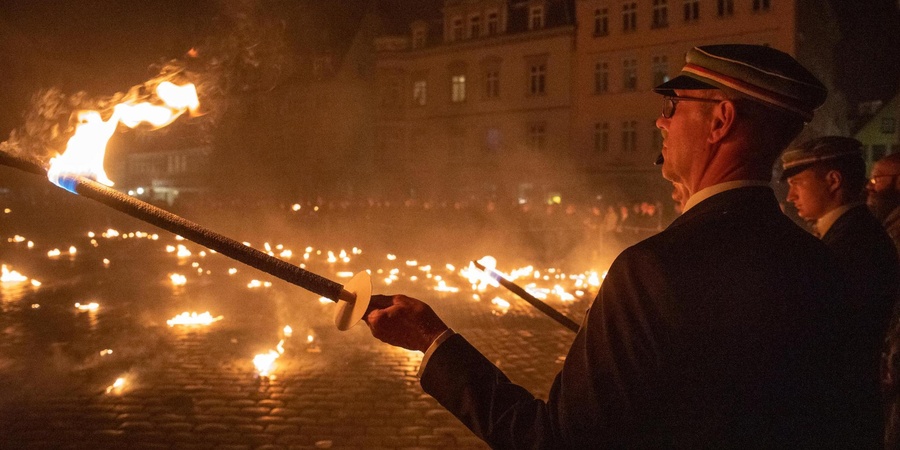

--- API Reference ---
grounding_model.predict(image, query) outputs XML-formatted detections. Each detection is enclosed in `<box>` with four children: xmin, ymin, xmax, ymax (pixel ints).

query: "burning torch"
<box><xmin>473</xmin><ymin>260</ymin><xmax>580</xmax><ymax>333</ymax></box>
<box><xmin>0</xmin><ymin>80</ymin><xmax>371</xmax><ymax>330</ymax></box>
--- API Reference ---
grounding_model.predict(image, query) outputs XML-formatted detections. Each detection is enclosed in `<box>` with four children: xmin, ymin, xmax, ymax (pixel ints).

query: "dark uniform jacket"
<box><xmin>884</xmin><ymin>206</ymin><xmax>900</xmax><ymax>259</ymax></box>
<box><xmin>821</xmin><ymin>204</ymin><xmax>899</xmax><ymax>445</ymax></box>
<box><xmin>421</xmin><ymin>187</ymin><xmax>861</xmax><ymax>448</ymax></box>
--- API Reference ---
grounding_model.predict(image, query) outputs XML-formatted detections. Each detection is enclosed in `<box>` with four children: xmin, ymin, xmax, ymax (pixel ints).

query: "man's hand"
<box><xmin>363</xmin><ymin>294</ymin><xmax>449</xmax><ymax>352</ymax></box>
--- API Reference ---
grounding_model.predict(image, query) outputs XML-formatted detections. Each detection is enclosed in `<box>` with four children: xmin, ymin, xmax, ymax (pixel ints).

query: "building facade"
<box><xmin>374</xmin><ymin>0</ymin><xmax>577</xmax><ymax>204</ymax></box>
<box><xmin>573</xmin><ymin>0</ymin><xmax>843</xmax><ymax>198</ymax></box>
<box><xmin>855</xmin><ymin>93</ymin><xmax>900</xmax><ymax>171</ymax></box>
<box><xmin>375</xmin><ymin>0</ymin><xmax>843</xmax><ymax>203</ymax></box>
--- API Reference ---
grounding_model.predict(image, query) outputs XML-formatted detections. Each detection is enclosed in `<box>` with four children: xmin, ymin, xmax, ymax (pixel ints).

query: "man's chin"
<box><xmin>868</xmin><ymin>191</ymin><xmax>900</xmax><ymax>222</ymax></box>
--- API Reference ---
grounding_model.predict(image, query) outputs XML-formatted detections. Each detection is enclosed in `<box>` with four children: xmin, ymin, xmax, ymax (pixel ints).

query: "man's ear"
<box><xmin>707</xmin><ymin>100</ymin><xmax>736</xmax><ymax>144</ymax></box>
<box><xmin>825</xmin><ymin>169</ymin><xmax>843</xmax><ymax>194</ymax></box>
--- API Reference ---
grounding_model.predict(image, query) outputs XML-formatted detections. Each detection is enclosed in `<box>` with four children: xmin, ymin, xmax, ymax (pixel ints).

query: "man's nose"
<box><xmin>655</xmin><ymin>115</ymin><xmax>668</xmax><ymax>131</ymax></box>
<box><xmin>786</xmin><ymin>187</ymin><xmax>797</xmax><ymax>202</ymax></box>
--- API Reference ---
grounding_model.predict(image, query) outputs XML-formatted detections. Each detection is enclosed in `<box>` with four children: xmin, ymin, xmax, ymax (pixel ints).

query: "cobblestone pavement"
<box><xmin>0</xmin><ymin>228</ymin><xmax>590</xmax><ymax>449</ymax></box>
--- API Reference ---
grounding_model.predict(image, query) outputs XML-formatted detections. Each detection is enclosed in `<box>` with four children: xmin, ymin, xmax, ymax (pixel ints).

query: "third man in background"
<box><xmin>868</xmin><ymin>152</ymin><xmax>900</xmax><ymax>256</ymax></box>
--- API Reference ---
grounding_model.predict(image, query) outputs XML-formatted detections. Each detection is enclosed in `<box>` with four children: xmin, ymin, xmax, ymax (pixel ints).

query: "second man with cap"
<box><xmin>782</xmin><ymin>136</ymin><xmax>899</xmax><ymax>445</ymax></box>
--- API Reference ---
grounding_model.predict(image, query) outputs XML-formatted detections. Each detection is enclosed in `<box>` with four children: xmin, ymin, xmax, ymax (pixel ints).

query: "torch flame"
<box><xmin>47</xmin><ymin>81</ymin><xmax>198</xmax><ymax>189</ymax></box>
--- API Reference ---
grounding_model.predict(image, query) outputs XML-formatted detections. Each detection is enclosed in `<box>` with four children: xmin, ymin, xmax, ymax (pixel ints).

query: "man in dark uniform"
<box><xmin>782</xmin><ymin>136</ymin><xmax>899</xmax><ymax>444</ymax></box>
<box><xmin>868</xmin><ymin>153</ymin><xmax>900</xmax><ymax>257</ymax></box>
<box><xmin>363</xmin><ymin>45</ymin><xmax>865</xmax><ymax>447</ymax></box>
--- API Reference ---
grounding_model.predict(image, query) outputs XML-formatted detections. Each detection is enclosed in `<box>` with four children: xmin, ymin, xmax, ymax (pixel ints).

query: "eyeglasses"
<box><xmin>869</xmin><ymin>174</ymin><xmax>899</xmax><ymax>185</ymax></box>
<box><xmin>661</xmin><ymin>96</ymin><xmax>724</xmax><ymax>119</ymax></box>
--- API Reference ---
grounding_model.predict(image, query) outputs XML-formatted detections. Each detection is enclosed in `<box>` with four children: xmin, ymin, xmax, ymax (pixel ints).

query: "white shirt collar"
<box><xmin>814</xmin><ymin>203</ymin><xmax>860</xmax><ymax>238</ymax></box>
<box><xmin>682</xmin><ymin>180</ymin><xmax>772</xmax><ymax>213</ymax></box>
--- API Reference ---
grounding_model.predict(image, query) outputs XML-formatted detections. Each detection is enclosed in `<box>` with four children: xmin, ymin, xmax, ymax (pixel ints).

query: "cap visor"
<box><xmin>654</xmin><ymin>75</ymin><xmax>717</xmax><ymax>96</ymax></box>
<box><xmin>779</xmin><ymin>163</ymin><xmax>813</xmax><ymax>181</ymax></box>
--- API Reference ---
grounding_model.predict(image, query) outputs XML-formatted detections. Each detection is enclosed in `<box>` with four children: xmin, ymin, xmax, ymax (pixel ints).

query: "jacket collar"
<box><xmin>668</xmin><ymin>185</ymin><xmax>778</xmax><ymax>231</ymax></box>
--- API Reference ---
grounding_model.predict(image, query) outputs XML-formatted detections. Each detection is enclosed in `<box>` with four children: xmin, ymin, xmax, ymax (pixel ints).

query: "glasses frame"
<box><xmin>869</xmin><ymin>174</ymin><xmax>899</xmax><ymax>185</ymax></box>
<box><xmin>662</xmin><ymin>95</ymin><xmax>724</xmax><ymax>119</ymax></box>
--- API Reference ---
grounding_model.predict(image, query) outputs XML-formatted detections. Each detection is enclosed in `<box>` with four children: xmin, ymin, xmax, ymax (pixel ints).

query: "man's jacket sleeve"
<box><xmin>419</xmin><ymin>247</ymin><xmax>672</xmax><ymax>448</ymax></box>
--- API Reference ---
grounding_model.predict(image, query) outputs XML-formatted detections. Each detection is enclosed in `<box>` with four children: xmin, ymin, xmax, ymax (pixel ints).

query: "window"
<box><xmin>623</xmin><ymin>58</ymin><xmax>638</xmax><ymax>91</ymax></box>
<box><xmin>413</xmin><ymin>80</ymin><xmax>427</xmax><ymax>106</ymax></box>
<box><xmin>529</xmin><ymin>5</ymin><xmax>545</xmax><ymax>30</ymax></box>
<box><xmin>452</xmin><ymin>17</ymin><xmax>464</xmax><ymax>40</ymax></box>
<box><xmin>528</xmin><ymin>122</ymin><xmax>547</xmax><ymax>152</ymax></box>
<box><xmin>451</xmin><ymin>75</ymin><xmax>466</xmax><ymax>102</ymax></box>
<box><xmin>470</xmin><ymin>15</ymin><xmax>482</xmax><ymax>38</ymax></box>
<box><xmin>594</xmin><ymin>122</ymin><xmax>609</xmax><ymax>153</ymax></box>
<box><xmin>412</xmin><ymin>28</ymin><xmax>426</xmax><ymax>49</ymax></box>
<box><xmin>485</xmin><ymin>128</ymin><xmax>502</xmax><ymax>153</ymax></box>
<box><xmin>622</xmin><ymin>2</ymin><xmax>637</xmax><ymax>32</ymax></box>
<box><xmin>651</xmin><ymin>55</ymin><xmax>668</xmax><ymax>86</ymax></box>
<box><xmin>485</xmin><ymin>70</ymin><xmax>500</xmax><ymax>98</ymax></box>
<box><xmin>622</xmin><ymin>120</ymin><xmax>637</xmax><ymax>152</ymax></box>
<box><xmin>683</xmin><ymin>0</ymin><xmax>699</xmax><ymax>21</ymax></box>
<box><xmin>717</xmin><ymin>0</ymin><xmax>734</xmax><ymax>16</ymax></box>
<box><xmin>529</xmin><ymin>63</ymin><xmax>546</xmax><ymax>95</ymax></box>
<box><xmin>752</xmin><ymin>0</ymin><xmax>770</xmax><ymax>11</ymax></box>
<box><xmin>594</xmin><ymin>8</ymin><xmax>609</xmax><ymax>36</ymax></box>
<box><xmin>594</xmin><ymin>61</ymin><xmax>609</xmax><ymax>94</ymax></box>
<box><xmin>882</xmin><ymin>117</ymin><xmax>897</xmax><ymax>134</ymax></box>
<box><xmin>652</xmin><ymin>0</ymin><xmax>668</xmax><ymax>28</ymax></box>
<box><xmin>487</xmin><ymin>11</ymin><xmax>500</xmax><ymax>35</ymax></box>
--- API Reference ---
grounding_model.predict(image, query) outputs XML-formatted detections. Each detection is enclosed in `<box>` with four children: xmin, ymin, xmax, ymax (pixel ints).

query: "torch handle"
<box><xmin>474</xmin><ymin>261</ymin><xmax>580</xmax><ymax>333</ymax></box>
<box><xmin>69</xmin><ymin>175</ymin><xmax>346</xmax><ymax>302</ymax></box>
<box><xmin>0</xmin><ymin>151</ymin><xmax>48</xmax><ymax>176</ymax></box>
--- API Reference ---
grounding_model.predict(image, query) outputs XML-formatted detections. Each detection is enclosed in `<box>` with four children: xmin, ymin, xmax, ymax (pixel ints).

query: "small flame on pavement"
<box><xmin>247</xmin><ymin>280</ymin><xmax>272</xmax><ymax>289</ymax></box>
<box><xmin>105</xmin><ymin>376</ymin><xmax>127</xmax><ymax>394</ymax></box>
<box><xmin>253</xmin><ymin>350</ymin><xmax>280</xmax><ymax>377</ymax></box>
<box><xmin>1</xmin><ymin>264</ymin><xmax>29</xmax><ymax>283</ymax></box>
<box><xmin>100</xmin><ymin>349</ymin><xmax>113</xmax><ymax>356</ymax></box>
<box><xmin>491</xmin><ymin>297</ymin><xmax>511</xmax><ymax>314</ymax></box>
<box><xmin>167</xmin><ymin>311</ymin><xmax>223</xmax><ymax>327</ymax></box>
<box><xmin>47</xmin><ymin>249</ymin><xmax>61</xmax><ymax>258</ymax></box>
<box><xmin>169</xmin><ymin>274</ymin><xmax>187</xmax><ymax>286</ymax></box>
<box><xmin>283</xmin><ymin>325</ymin><xmax>293</xmax><ymax>337</ymax></box>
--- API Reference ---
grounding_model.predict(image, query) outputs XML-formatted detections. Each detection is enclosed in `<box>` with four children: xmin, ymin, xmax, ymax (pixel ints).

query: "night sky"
<box><xmin>0</xmin><ymin>0</ymin><xmax>896</xmax><ymax>138</ymax></box>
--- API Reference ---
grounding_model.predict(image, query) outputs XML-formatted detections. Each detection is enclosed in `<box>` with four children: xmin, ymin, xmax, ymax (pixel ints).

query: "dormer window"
<box><xmin>529</xmin><ymin>5</ymin><xmax>545</xmax><ymax>30</ymax></box>
<box><xmin>487</xmin><ymin>11</ymin><xmax>500</xmax><ymax>35</ymax></box>
<box><xmin>470</xmin><ymin>15</ymin><xmax>482</xmax><ymax>38</ymax></box>
<box><xmin>486</xmin><ymin>11</ymin><xmax>500</xmax><ymax>35</ymax></box>
<box><xmin>452</xmin><ymin>16</ymin><xmax>464</xmax><ymax>41</ymax></box>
